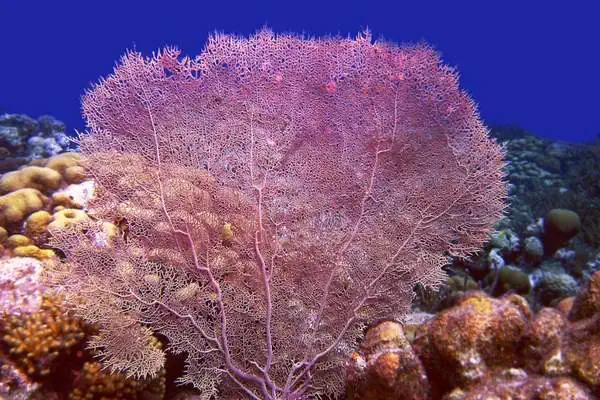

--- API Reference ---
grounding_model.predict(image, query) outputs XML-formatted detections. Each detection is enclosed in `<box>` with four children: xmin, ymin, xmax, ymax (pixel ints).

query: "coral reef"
<box><xmin>69</xmin><ymin>360</ymin><xmax>166</xmax><ymax>400</ymax></box>
<box><xmin>350</xmin><ymin>271</ymin><xmax>600</xmax><ymax>399</ymax></box>
<box><xmin>0</xmin><ymin>234</ymin><xmax>163</xmax><ymax>399</ymax></box>
<box><xmin>1</xmin><ymin>295</ymin><xmax>87</xmax><ymax>378</ymax></box>
<box><xmin>419</xmin><ymin>198</ymin><xmax>597</xmax><ymax>315</ymax></box>
<box><xmin>45</xmin><ymin>29</ymin><xmax>507</xmax><ymax>399</ymax></box>
<box><xmin>347</xmin><ymin>321</ymin><xmax>430</xmax><ymax>399</ymax></box>
<box><xmin>0</xmin><ymin>114</ymin><xmax>76</xmax><ymax>173</ymax></box>
<box><xmin>0</xmin><ymin>144</ymin><xmax>162</xmax><ymax>398</ymax></box>
<box><xmin>0</xmin><ymin>149</ymin><xmax>94</xmax><ymax>260</ymax></box>
<box><xmin>1</xmin><ymin>33</ymin><xmax>598</xmax><ymax>400</ymax></box>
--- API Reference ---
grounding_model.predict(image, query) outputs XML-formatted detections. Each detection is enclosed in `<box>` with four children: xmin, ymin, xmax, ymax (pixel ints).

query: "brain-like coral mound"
<box><xmin>46</xmin><ymin>152</ymin><xmax>86</xmax><ymax>185</ymax></box>
<box><xmin>0</xmin><ymin>150</ymin><xmax>94</xmax><ymax>260</ymax></box>
<box><xmin>0</xmin><ymin>188</ymin><xmax>49</xmax><ymax>229</ymax></box>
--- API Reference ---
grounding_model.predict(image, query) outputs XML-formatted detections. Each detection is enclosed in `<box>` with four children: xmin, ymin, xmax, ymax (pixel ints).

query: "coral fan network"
<box><xmin>46</xmin><ymin>29</ymin><xmax>506</xmax><ymax>399</ymax></box>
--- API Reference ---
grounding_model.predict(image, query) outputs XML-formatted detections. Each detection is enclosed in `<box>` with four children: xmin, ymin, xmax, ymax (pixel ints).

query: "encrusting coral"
<box><xmin>0</xmin><ymin>166</ymin><xmax>62</xmax><ymax>194</ymax></box>
<box><xmin>348</xmin><ymin>272</ymin><xmax>600</xmax><ymax>399</ymax></box>
<box><xmin>0</xmin><ymin>188</ymin><xmax>49</xmax><ymax>230</ymax></box>
<box><xmin>46</xmin><ymin>152</ymin><xmax>86</xmax><ymax>185</ymax></box>
<box><xmin>347</xmin><ymin>321</ymin><xmax>430</xmax><ymax>399</ymax></box>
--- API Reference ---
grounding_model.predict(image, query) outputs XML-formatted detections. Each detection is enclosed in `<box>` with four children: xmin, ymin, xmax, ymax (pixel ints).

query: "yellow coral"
<box><xmin>0</xmin><ymin>188</ymin><xmax>49</xmax><ymax>228</ymax></box>
<box><xmin>1</xmin><ymin>295</ymin><xmax>87</xmax><ymax>378</ymax></box>
<box><xmin>48</xmin><ymin>209</ymin><xmax>89</xmax><ymax>230</ymax></box>
<box><xmin>25</xmin><ymin>210</ymin><xmax>53</xmax><ymax>237</ymax></box>
<box><xmin>0</xmin><ymin>166</ymin><xmax>62</xmax><ymax>194</ymax></box>
<box><xmin>52</xmin><ymin>192</ymin><xmax>83</xmax><ymax>209</ymax></box>
<box><xmin>0</xmin><ymin>226</ymin><xmax>8</xmax><ymax>243</ymax></box>
<box><xmin>462</xmin><ymin>296</ymin><xmax>494</xmax><ymax>315</ymax></box>
<box><xmin>64</xmin><ymin>165</ymin><xmax>86</xmax><ymax>184</ymax></box>
<box><xmin>13</xmin><ymin>244</ymin><xmax>56</xmax><ymax>260</ymax></box>
<box><xmin>46</xmin><ymin>152</ymin><xmax>86</xmax><ymax>184</ymax></box>
<box><xmin>5</xmin><ymin>234</ymin><xmax>33</xmax><ymax>248</ymax></box>
<box><xmin>221</xmin><ymin>222</ymin><xmax>234</xmax><ymax>245</ymax></box>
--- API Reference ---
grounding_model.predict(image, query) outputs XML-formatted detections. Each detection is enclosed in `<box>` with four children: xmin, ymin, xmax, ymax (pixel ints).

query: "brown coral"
<box><xmin>444</xmin><ymin>374</ymin><xmax>592</xmax><ymax>400</ymax></box>
<box><xmin>413</xmin><ymin>291</ymin><xmax>531</xmax><ymax>391</ymax></box>
<box><xmin>569</xmin><ymin>271</ymin><xmax>600</xmax><ymax>321</ymax></box>
<box><xmin>347</xmin><ymin>321</ymin><xmax>430</xmax><ymax>400</ymax></box>
<box><xmin>69</xmin><ymin>358</ymin><xmax>165</xmax><ymax>400</ymax></box>
<box><xmin>0</xmin><ymin>295</ymin><xmax>87</xmax><ymax>379</ymax></box>
<box><xmin>353</xmin><ymin>282</ymin><xmax>600</xmax><ymax>398</ymax></box>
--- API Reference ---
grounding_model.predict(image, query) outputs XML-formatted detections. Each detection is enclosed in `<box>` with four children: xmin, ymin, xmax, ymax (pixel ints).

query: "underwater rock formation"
<box><xmin>349</xmin><ymin>272</ymin><xmax>600</xmax><ymax>399</ymax></box>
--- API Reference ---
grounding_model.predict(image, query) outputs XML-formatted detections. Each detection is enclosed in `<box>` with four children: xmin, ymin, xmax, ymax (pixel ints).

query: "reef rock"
<box><xmin>349</xmin><ymin>280</ymin><xmax>600</xmax><ymax>398</ymax></box>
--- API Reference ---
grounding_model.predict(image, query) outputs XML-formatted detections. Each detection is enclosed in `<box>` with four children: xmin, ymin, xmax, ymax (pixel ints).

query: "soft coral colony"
<box><xmin>0</xmin><ymin>29</ymin><xmax>507</xmax><ymax>399</ymax></box>
<box><xmin>41</xmin><ymin>29</ymin><xmax>506</xmax><ymax>399</ymax></box>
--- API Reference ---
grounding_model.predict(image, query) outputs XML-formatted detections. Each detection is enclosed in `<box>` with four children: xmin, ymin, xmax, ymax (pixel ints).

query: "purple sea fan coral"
<box><xmin>46</xmin><ymin>29</ymin><xmax>507</xmax><ymax>399</ymax></box>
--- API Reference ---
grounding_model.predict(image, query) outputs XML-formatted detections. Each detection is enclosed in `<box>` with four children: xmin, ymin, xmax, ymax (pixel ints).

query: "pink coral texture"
<box><xmin>47</xmin><ymin>30</ymin><xmax>506</xmax><ymax>399</ymax></box>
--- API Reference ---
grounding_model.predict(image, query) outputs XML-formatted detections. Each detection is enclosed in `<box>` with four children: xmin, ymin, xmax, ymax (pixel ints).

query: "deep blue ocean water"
<box><xmin>1</xmin><ymin>1</ymin><xmax>599</xmax><ymax>142</ymax></box>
